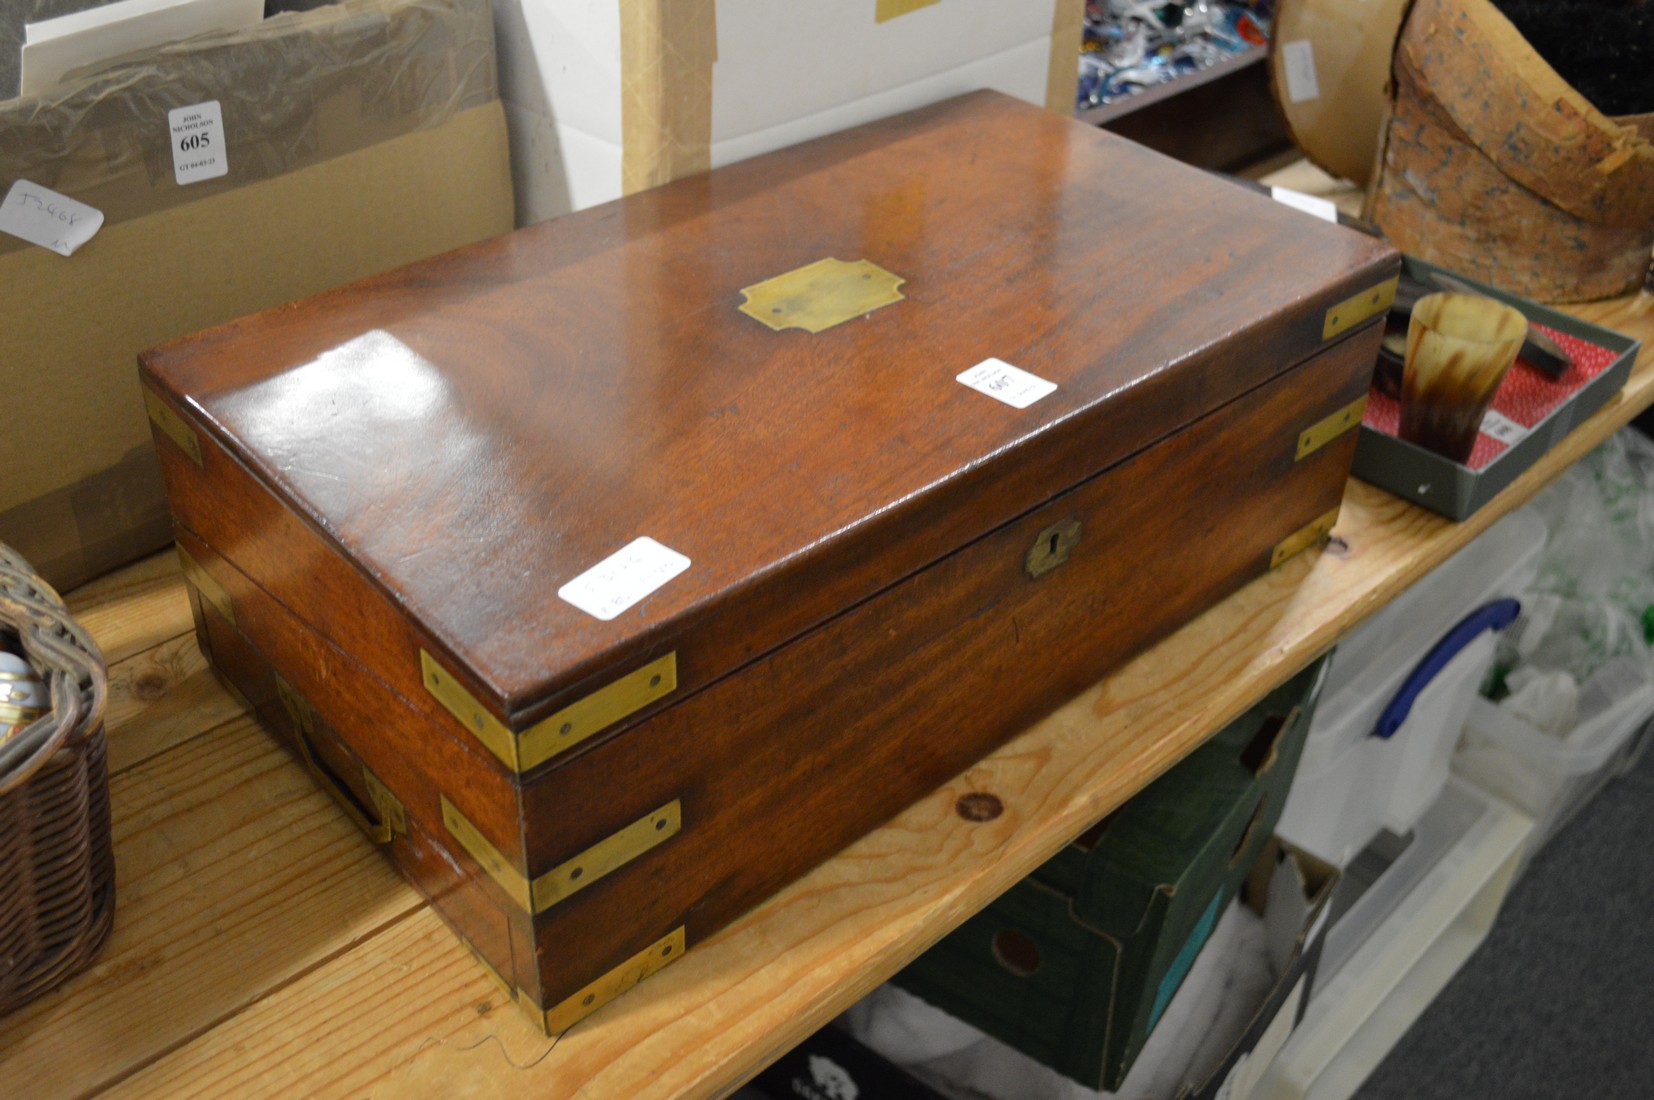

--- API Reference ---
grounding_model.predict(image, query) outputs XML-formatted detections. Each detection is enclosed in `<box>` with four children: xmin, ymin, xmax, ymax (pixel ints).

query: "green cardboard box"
<box><xmin>892</xmin><ymin>656</ymin><xmax>1328</xmax><ymax>1091</ymax></box>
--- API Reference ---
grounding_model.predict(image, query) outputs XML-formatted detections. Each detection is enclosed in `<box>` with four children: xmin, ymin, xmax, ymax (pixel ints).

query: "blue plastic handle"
<box><xmin>1372</xmin><ymin>598</ymin><xmax>1521</xmax><ymax>740</ymax></box>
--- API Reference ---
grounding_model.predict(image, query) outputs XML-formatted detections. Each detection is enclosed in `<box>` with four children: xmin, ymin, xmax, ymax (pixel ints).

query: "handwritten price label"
<box><xmin>169</xmin><ymin>101</ymin><xmax>228</xmax><ymax>185</ymax></box>
<box><xmin>956</xmin><ymin>358</ymin><xmax>1057</xmax><ymax>409</ymax></box>
<box><xmin>0</xmin><ymin>180</ymin><xmax>104</xmax><ymax>256</ymax></box>
<box><xmin>558</xmin><ymin>537</ymin><xmax>691</xmax><ymax>621</ymax></box>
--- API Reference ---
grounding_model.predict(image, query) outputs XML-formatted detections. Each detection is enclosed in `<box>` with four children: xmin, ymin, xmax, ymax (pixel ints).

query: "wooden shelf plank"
<box><xmin>81</xmin><ymin>290</ymin><xmax>1654</xmax><ymax>1099</ymax></box>
<box><xmin>63</xmin><ymin>551</ymin><xmax>191</xmax><ymax>666</ymax></box>
<box><xmin>0</xmin><ymin>719</ymin><xmax>425</xmax><ymax>1099</ymax></box>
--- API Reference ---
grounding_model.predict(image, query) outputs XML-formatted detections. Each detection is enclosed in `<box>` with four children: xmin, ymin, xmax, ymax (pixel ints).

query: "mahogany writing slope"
<box><xmin>139</xmin><ymin>91</ymin><xmax>1399</xmax><ymax>1032</ymax></box>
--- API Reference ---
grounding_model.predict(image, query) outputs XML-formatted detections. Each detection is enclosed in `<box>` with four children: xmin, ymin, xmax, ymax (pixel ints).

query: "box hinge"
<box><xmin>143</xmin><ymin>385</ymin><xmax>203</xmax><ymax>466</ymax></box>
<box><xmin>420</xmin><ymin>650</ymin><xmax>677</xmax><ymax>774</ymax></box>
<box><xmin>440</xmin><ymin>795</ymin><xmax>681</xmax><ymax>915</ymax></box>
<box><xmin>1323</xmin><ymin>276</ymin><xmax>1398</xmax><ymax>341</ymax></box>
<box><xmin>276</xmin><ymin>674</ymin><xmax>407</xmax><ymax>845</ymax></box>
<box><xmin>1295</xmin><ymin>396</ymin><xmax>1369</xmax><ymax>461</ymax></box>
<box><xmin>1270</xmin><ymin>508</ymin><xmax>1341</xmax><ymax>569</ymax></box>
<box><xmin>539</xmin><ymin>926</ymin><xmax>686</xmax><ymax>1035</ymax></box>
<box><xmin>178</xmin><ymin>546</ymin><xmax>234</xmax><ymax>627</ymax></box>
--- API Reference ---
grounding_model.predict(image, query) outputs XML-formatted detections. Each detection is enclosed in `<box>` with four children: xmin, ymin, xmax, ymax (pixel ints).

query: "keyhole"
<box><xmin>1048</xmin><ymin>532</ymin><xmax>1061</xmax><ymax>557</ymax></box>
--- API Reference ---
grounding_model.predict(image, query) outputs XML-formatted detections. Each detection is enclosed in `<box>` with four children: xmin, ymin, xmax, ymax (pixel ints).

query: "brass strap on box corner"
<box><xmin>420</xmin><ymin>649</ymin><xmax>677</xmax><ymax>774</ymax></box>
<box><xmin>1270</xmin><ymin>508</ymin><xmax>1341</xmax><ymax>569</ymax></box>
<box><xmin>1295</xmin><ymin>396</ymin><xmax>1369</xmax><ymax>461</ymax></box>
<box><xmin>1323</xmin><ymin>275</ymin><xmax>1398</xmax><ymax>341</ymax></box>
<box><xmin>178</xmin><ymin>546</ymin><xmax>235</xmax><ymax>627</ymax></box>
<box><xmin>440</xmin><ymin>794</ymin><xmax>681</xmax><ymax>916</ymax></box>
<box><xmin>275</xmin><ymin>674</ymin><xmax>407</xmax><ymax>846</ymax></box>
<box><xmin>737</xmin><ymin>257</ymin><xmax>906</xmax><ymax>334</ymax></box>
<box><xmin>142</xmin><ymin>384</ymin><xmax>203</xmax><ymax>466</ymax></box>
<box><xmin>539</xmin><ymin>926</ymin><xmax>687</xmax><ymax>1035</ymax></box>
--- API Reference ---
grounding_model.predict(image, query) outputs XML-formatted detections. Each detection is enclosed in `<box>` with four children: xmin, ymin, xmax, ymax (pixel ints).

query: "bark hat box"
<box><xmin>139</xmin><ymin>91</ymin><xmax>1399</xmax><ymax>1033</ymax></box>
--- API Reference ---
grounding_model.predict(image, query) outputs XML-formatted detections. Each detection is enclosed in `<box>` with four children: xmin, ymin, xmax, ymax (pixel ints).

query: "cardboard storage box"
<box><xmin>493</xmin><ymin>0</ymin><xmax>1085</xmax><ymax>225</ymax></box>
<box><xmin>141</xmin><ymin>92</ymin><xmax>1395</xmax><ymax>1034</ymax></box>
<box><xmin>1176</xmin><ymin>842</ymin><xmax>1338</xmax><ymax>1100</ymax></box>
<box><xmin>1351</xmin><ymin>256</ymin><xmax>1640</xmax><ymax>521</ymax></box>
<box><xmin>892</xmin><ymin>658</ymin><xmax>1328</xmax><ymax>1091</ymax></box>
<box><xmin>0</xmin><ymin>0</ymin><xmax>514</xmax><ymax>591</ymax></box>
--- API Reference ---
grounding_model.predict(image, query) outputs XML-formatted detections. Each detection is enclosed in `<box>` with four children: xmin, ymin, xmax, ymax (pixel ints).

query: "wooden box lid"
<box><xmin>141</xmin><ymin>91</ymin><xmax>1397</xmax><ymax>732</ymax></box>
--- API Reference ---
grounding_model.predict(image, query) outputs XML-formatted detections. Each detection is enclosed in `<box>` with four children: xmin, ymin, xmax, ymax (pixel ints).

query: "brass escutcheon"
<box><xmin>1026</xmin><ymin>518</ymin><xmax>1081</xmax><ymax>580</ymax></box>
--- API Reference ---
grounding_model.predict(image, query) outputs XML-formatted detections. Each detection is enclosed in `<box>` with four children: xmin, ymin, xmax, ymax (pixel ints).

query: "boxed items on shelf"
<box><xmin>1260</xmin><ymin>778</ymin><xmax>1532</xmax><ymax>1100</ymax></box>
<box><xmin>1349</xmin><ymin>256</ymin><xmax>1640</xmax><ymax>521</ymax></box>
<box><xmin>494</xmin><ymin>0</ymin><xmax>1085</xmax><ymax>226</ymax></box>
<box><xmin>1276</xmin><ymin>506</ymin><xmax>1545</xmax><ymax>868</ymax></box>
<box><xmin>139</xmin><ymin>92</ymin><xmax>1397</xmax><ymax>1035</ymax></box>
<box><xmin>889</xmin><ymin>659</ymin><xmax>1327</xmax><ymax>1092</ymax></box>
<box><xmin>1455</xmin><ymin>429</ymin><xmax>1654</xmax><ymax>862</ymax></box>
<box><xmin>0</xmin><ymin>0</ymin><xmax>513</xmax><ymax>594</ymax></box>
<box><xmin>1076</xmin><ymin>0</ymin><xmax>1271</xmax><ymax>112</ymax></box>
<box><xmin>848</xmin><ymin>839</ymin><xmax>1338</xmax><ymax>1100</ymax></box>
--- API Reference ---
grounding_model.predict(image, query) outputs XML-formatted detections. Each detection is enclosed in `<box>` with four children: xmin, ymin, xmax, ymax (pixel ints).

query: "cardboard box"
<box><xmin>0</xmin><ymin>0</ymin><xmax>515</xmax><ymax>591</ymax></box>
<box><xmin>1176</xmin><ymin>842</ymin><xmax>1337</xmax><ymax>1100</ymax></box>
<box><xmin>891</xmin><ymin>658</ymin><xmax>1328</xmax><ymax>1091</ymax></box>
<box><xmin>1351</xmin><ymin>256</ymin><xmax>1640</xmax><ymax>521</ymax></box>
<box><xmin>493</xmin><ymin>0</ymin><xmax>1085</xmax><ymax>225</ymax></box>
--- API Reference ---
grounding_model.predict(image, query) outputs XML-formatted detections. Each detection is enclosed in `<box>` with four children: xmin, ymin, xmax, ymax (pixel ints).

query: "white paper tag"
<box><xmin>0</xmin><ymin>179</ymin><xmax>103</xmax><ymax>256</ymax></box>
<box><xmin>169</xmin><ymin>100</ymin><xmax>228</xmax><ymax>185</ymax></box>
<box><xmin>1280</xmin><ymin>40</ymin><xmax>1320</xmax><ymax>103</ymax></box>
<box><xmin>1270</xmin><ymin>186</ymin><xmax>1340</xmax><ymax>224</ymax></box>
<box><xmin>558</xmin><ymin>537</ymin><xmax>691</xmax><ymax>621</ymax></box>
<box><xmin>956</xmin><ymin>358</ymin><xmax>1057</xmax><ymax>409</ymax></box>
<box><xmin>1480</xmin><ymin>410</ymin><xmax>1530</xmax><ymax>445</ymax></box>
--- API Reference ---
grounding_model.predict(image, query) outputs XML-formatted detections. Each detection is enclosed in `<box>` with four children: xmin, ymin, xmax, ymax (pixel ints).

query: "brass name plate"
<box><xmin>1323</xmin><ymin>276</ymin><xmax>1398</xmax><ymax>341</ymax></box>
<box><xmin>143</xmin><ymin>385</ymin><xmax>203</xmax><ymax>466</ymax></box>
<box><xmin>421</xmin><ymin>650</ymin><xmax>677</xmax><ymax>774</ymax></box>
<box><xmin>178</xmin><ymin>547</ymin><xmax>234</xmax><ymax>627</ymax></box>
<box><xmin>441</xmin><ymin>795</ymin><xmax>681</xmax><ymax>915</ymax></box>
<box><xmin>541</xmin><ymin>926</ymin><xmax>686</xmax><ymax>1034</ymax></box>
<box><xmin>738</xmin><ymin>257</ymin><xmax>906</xmax><ymax>334</ymax></box>
<box><xmin>1295</xmin><ymin>396</ymin><xmax>1369</xmax><ymax>461</ymax></box>
<box><xmin>1270</xmin><ymin>507</ymin><xmax>1341</xmax><ymax>569</ymax></box>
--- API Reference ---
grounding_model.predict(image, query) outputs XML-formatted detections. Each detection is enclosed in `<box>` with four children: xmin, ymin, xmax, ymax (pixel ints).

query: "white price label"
<box><xmin>1270</xmin><ymin>186</ymin><xmax>1340</xmax><ymax>224</ymax></box>
<box><xmin>558</xmin><ymin>537</ymin><xmax>691</xmax><ymax>622</ymax></box>
<box><xmin>169</xmin><ymin>100</ymin><xmax>228</xmax><ymax>185</ymax></box>
<box><xmin>1280</xmin><ymin>40</ymin><xmax>1321</xmax><ymax>103</ymax></box>
<box><xmin>956</xmin><ymin>358</ymin><xmax>1057</xmax><ymax>410</ymax></box>
<box><xmin>0</xmin><ymin>179</ymin><xmax>103</xmax><ymax>256</ymax></box>
<box><xmin>1480</xmin><ymin>410</ymin><xmax>1530</xmax><ymax>445</ymax></box>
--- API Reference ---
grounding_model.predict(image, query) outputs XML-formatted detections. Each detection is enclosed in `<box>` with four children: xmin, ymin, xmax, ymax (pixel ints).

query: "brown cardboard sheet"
<box><xmin>0</xmin><ymin>101</ymin><xmax>513</xmax><ymax>590</ymax></box>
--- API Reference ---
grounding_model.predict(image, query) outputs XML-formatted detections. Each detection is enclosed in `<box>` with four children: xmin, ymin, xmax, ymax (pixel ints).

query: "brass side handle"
<box><xmin>277</xmin><ymin>677</ymin><xmax>405</xmax><ymax>846</ymax></box>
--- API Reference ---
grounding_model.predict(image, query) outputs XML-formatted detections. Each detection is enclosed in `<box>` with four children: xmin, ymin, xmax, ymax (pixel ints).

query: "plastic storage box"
<box><xmin>1456</xmin><ymin>683</ymin><xmax>1654</xmax><ymax>864</ymax></box>
<box><xmin>1256</xmin><ymin>778</ymin><xmax>1533</xmax><ymax>1100</ymax></box>
<box><xmin>1277</xmin><ymin>508</ymin><xmax>1547</xmax><ymax>867</ymax></box>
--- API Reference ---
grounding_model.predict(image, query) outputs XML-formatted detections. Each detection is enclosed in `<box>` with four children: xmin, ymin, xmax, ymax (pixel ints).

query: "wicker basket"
<box><xmin>0</xmin><ymin>543</ymin><xmax>113</xmax><ymax>1015</ymax></box>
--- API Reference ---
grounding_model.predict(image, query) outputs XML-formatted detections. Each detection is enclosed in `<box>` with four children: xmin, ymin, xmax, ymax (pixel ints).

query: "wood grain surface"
<box><xmin>142</xmin><ymin>90</ymin><xmax>1396</xmax><ymax>725</ymax></box>
<box><xmin>3</xmin><ymin>171</ymin><xmax>1649</xmax><ymax>1098</ymax></box>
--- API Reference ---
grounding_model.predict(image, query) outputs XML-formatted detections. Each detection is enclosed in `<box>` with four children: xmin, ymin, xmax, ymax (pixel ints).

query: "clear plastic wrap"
<box><xmin>0</xmin><ymin>0</ymin><xmax>497</xmax><ymax>254</ymax></box>
<box><xmin>1490</xmin><ymin>427</ymin><xmax>1654</xmax><ymax>732</ymax></box>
